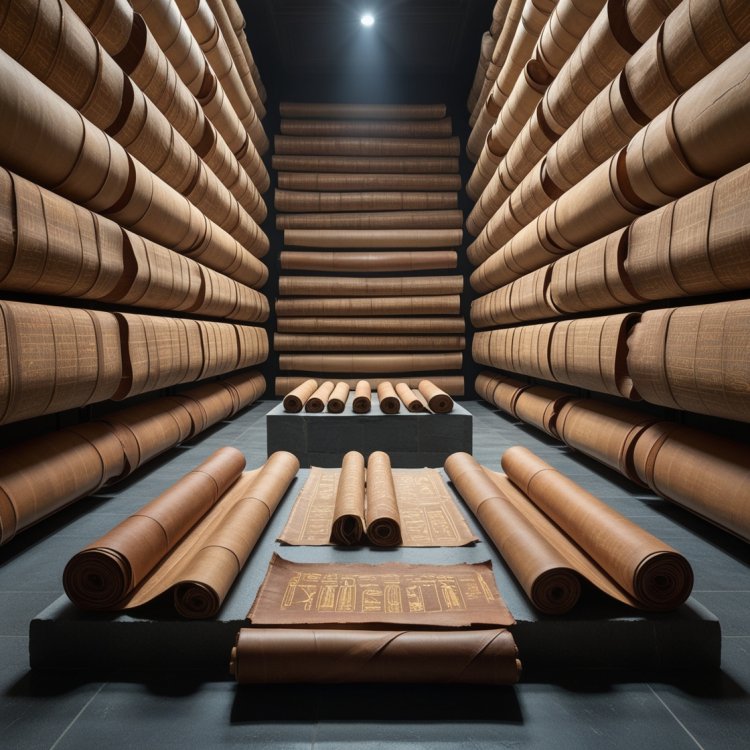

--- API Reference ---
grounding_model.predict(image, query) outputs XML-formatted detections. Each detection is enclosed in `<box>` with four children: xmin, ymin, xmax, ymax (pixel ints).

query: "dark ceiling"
<box><xmin>240</xmin><ymin>0</ymin><xmax>491</xmax><ymax>103</ymax></box>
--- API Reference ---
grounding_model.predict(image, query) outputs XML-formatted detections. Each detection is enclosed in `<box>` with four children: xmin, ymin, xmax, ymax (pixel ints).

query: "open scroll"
<box><xmin>278</xmin><ymin>452</ymin><xmax>477</xmax><ymax>547</ymax></box>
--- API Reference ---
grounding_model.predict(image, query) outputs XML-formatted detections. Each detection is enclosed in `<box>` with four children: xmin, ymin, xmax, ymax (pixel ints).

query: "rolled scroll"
<box><xmin>230</xmin><ymin>628</ymin><xmax>521</xmax><ymax>684</ymax></box>
<box><xmin>283</xmin><ymin>378</ymin><xmax>318</xmax><ymax>412</ymax></box>
<box><xmin>278</xmin><ymin>103</ymin><xmax>448</xmax><ymax>119</ymax></box>
<box><xmin>279</xmin><ymin>250</ymin><xmax>457</xmax><ymax>273</ymax></box>
<box><xmin>279</xmin><ymin>353</ymin><xmax>462</xmax><ymax>374</ymax></box>
<box><xmin>352</xmin><ymin>380</ymin><xmax>372</xmax><ymax>413</ymax></box>
<box><xmin>395</xmin><ymin>382</ymin><xmax>427</xmax><ymax>412</ymax></box>
<box><xmin>365</xmin><ymin>452</ymin><xmax>402</xmax><ymax>547</ymax></box>
<box><xmin>329</xmin><ymin>451</ymin><xmax>366</xmax><ymax>545</ymax></box>
<box><xmin>326</xmin><ymin>382</ymin><xmax>350</xmax><ymax>413</ymax></box>
<box><xmin>272</xmin><ymin>155</ymin><xmax>458</xmax><ymax>174</ymax></box>
<box><xmin>305</xmin><ymin>381</ymin><xmax>335</xmax><ymax>412</ymax></box>
<box><xmin>418</xmin><ymin>380</ymin><xmax>454</xmax><ymax>413</ymax></box>
<box><xmin>377</xmin><ymin>382</ymin><xmax>401</xmax><ymax>414</ymax></box>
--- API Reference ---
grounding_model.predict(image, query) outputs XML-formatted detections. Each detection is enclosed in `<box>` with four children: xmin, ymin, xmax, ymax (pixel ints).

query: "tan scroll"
<box><xmin>445</xmin><ymin>450</ymin><xmax>693</xmax><ymax>614</ymax></box>
<box><xmin>278</xmin><ymin>464</ymin><xmax>477</xmax><ymax>548</ymax></box>
<box><xmin>329</xmin><ymin>451</ymin><xmax>367</xmax><ymax>545</ymax></box>
<box><xmin>376</xmin><ymin>382</ymin><xmax>401</xmax><ymax>414</ymax></box>
<box><xmin>326</xmin><ymin>381</ymin><xmax>350</xmax><ymax>413</ymax></box>
<box><xmin>283</xmin><ymin>378</ymin><xmax>318</xmax><ymax>412</ymax></box>
<box><xmin>249</xmin><ymin>554</ymin><xmax>514</xmax><ymax>628</ymax></box>
<box><xmin>395</xmin><ymin>382</ymin><xmax>427</xmax><ymax>412</ymax></box>
<box><xmin>419</xmin><ymin>379</ymin><xmax>454</xmax><ymax>413</ymax></box>
<box><xmin>352</xmin><ymin>380</ymin><xmax>372</xmax><ymax>413</ymax></box>
<box><xmin>305</xmin><ymin>381</ymin><xmax>335</xmax><ymax>412</ymax></box>
<box><xmin>63</xmin><ymin>450</ymin><xmax>300</xmax><ymax>617</ymax></box>
<box><xmin>230</xmin><ymin>628</ymin><xmax>521</xmax><ymax>685</ymax></box>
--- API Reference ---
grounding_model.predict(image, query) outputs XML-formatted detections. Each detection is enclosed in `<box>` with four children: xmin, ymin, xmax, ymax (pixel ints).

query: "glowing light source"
<box><xmin>360</xmin><ymin>12</ymin><xmax>375</xmax><ymax>27</ymax></box>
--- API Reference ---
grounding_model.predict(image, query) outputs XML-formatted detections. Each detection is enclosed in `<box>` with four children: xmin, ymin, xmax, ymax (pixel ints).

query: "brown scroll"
<box><xmin>513</xmin><ymin>385</ymin><xmax>575</xmax><ymax>438</ymax></box>
<box><xmin>272</xmin><ymin>155</ymin><xmax>459</xmax><ymax>174</ymax></box>
<box><xmin>276</xmin><ymin>210</ymin><xmax>464</xmax><ymax>231</ymax></box>
<box><xmin>275</xmin><ymin>188</ymin><xmax>457</xmax><ymax>212</ymax></box>
<box><xmin>277</xmin><ymin>317</ymin><xmax>465</xmax><ymax>334</ymax></box>
<box><xmin>279</xmin><ymin>353</ymin><xmax>462</xmax><ymax>374</ymax></box>
<box><xmin>364</xmin><ymin>452</ymin><xmax>402</xmax><ymax>546</ymax></box>
<box><xmin>279</xmin><ymin>118</ymin><xmax>454</xmax><ymax>138</ymax></box>
<box><xmin>632</xmin><ymin>423</ymin><xmax>750</xmax><ymax>543</ymax></box>
<box><xmin>278</xmin><ymin>465</ymin><xmax>476</xmax><ymax>548</ymax></box>
<box><xmin>276</xmin><ymin>376</ymin><xmax>465</xmax><ymax>396</ymax></box>
<box><xmin>445</xmin><ymin>450</ymin><xmax>693</xmax><ymax>614</ymax></box>
<box><xmin>326</xmin><ymin>382</ymin><xmax>350</xmax><ymax>413</ymax></box>
<box><xmin>283</xmin><ymin>378</ymin><xmax>318</xmax><ymax>412</ymax></box>
<box><xmin>501</xmin><ymin>447</ymin><xmax>693</xmax><ymax>611</ymax></box>
<box><xmin>249</xmin><ymin>555</ymin><xmax>514</xmax><ymax>627</ymax></box>
<box><xmin>230</xmin><ymin>628</ymin><xmax>521</xmax><ymax>685</ymax></box>
<box><xmin>395</xmin><ymin>382</ymin><xmax>427</xmax><ymax>412</ymax></box>
<box><xmin>419</xmin><ymin>380</ymin><xmax>454</xmax><ymax>413</ymax></box>
<box><xmin>279</xmin><ymin>275</ymin><xmax>463</xmax><ymax>297</ymax></box>
<box><xmin>284</xmin><ymin>228</ymin><xmax>463</xmax><ymax>248</ymax></box>
<box><xmin>352</xmin><ymin>380</ymin><xmax>372</xmax><ymax>413</ymax></box>
<box><xmin>279</xmin><ymin>250</ymin><xmax>458</xmax><ymax>273</ymax></box>
<box><xmin>275</xmin><ymin>295</ymin><xmax>461</xmax><ymax>317</ymax></box>
<box><xmin>279</xmin><ymin>103</ymin><xmax>448</xmax><ymax>120</ymax></box>
<box><xmin>274</xmin><ymin>136</ymin><xmax>459</xmax><ymax>157</ymax></box>
<box><xmin>277</xmin><ymin>172</ymin><xmax>462</xmax><ymax>191</ymax></box>
<box><xmin>63</xmin><ymin>450</ymin><xmax>300</xmax><ymax>617</ymax></box>
<box><xmin>305</xmin><ymin>381</ymin><xmax>335</xmax><ymax>412</ymax></box>
<box><xmin>475</xmin><ymin>371</ymin><xmax>529</xmax><ymax>416</ymax></box>
<box><xmin>329</xmin><ymin>451</ymin><xmax>366</xmax><ymax>545</ymax></box>
<box><xmin>377</xmin><ymin>382</ymin><xmax>401</xmax><ymax>414</ymax></box>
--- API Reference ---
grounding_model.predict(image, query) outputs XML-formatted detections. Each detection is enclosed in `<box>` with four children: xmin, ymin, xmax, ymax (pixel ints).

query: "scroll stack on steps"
<box><xmin>272</xmin><ymin>102</ymin><xmax>466</xmax><ymax>397</ymax></box>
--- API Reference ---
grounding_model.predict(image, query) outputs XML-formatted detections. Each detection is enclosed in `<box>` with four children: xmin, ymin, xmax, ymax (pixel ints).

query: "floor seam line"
<box><xmin>648</xmin><ymin>684</ymin><xmax>705</xmax><ymax>750</ymax></box>
<box><xmin>48</xmin><ymin>681</ymin><xmax>107</xmax><ymax>750</ymax></box>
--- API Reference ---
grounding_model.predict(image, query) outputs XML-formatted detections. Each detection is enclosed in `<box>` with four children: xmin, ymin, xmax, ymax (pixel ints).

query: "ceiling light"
<box><xmin>360</xmin><ymin>13</ymin><xmax>375</xmax><ymax>27</ymax></box>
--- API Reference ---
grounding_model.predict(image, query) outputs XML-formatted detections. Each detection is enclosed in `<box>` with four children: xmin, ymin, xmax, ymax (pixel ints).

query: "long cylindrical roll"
<box><xmin>277</xmin><ymin>172</ymin><xmax>462</xmax><ymax>191</ymax></box>
<box><xmin>279</xmin><ymin>118</ymin><xmax>453</xmax><ymax>137</ymax></box>
<box><xmin>352</xmin><ymin>381</ymin><xmax>372</xmax><ymax>413</ymax></box>
<box><xmin>329</xmin><ymin>451</ymin><xmax>366</xmax><ymax>545</ymax></box>
<box><xmin>304</xmin><ymin>381</ymin><xmax>335</xmax><ymax>412</ymax></box>
<box><xmin>172</xmin><ymin>451</ymin><xmax>300</xmax><ymax>618</ymax></box>
<box><xmin>513</xmin><ymin>384</ymin><xmax>575</xmax><ymax>438</ymax></box>
<box><xmin>278</xmin><ymin>275</ymin><xmax>463</xmax><ymax>297</ymax></box>
<box><xmin>377</xmin><ymin>382</ymin><xmax>401</xmax><ymax>414</ymax></box>
<box><xmin>502</xmin><ymin>446</ymin><xmax>693</xmax><ymax>610</ymax></box>
<box><xmin>275</xmin><ymin>296</ymin><xmax>461</xmax><ymax>317</ymax></box>
<box><xmin>444</xmin><ymin>452</ymin><xmax>581</xmax><ymax>614</ymax></box>
<box><xmin>62</xmin><ymin>447</ymin><xmax>246</xmax><ymax>609</ymax></box>
<box><xmin>419</xmin><ymin>380</ymin><xmax>454</xmax><ymax>413</ymax></box>
<box><xmin>273</xmin><ymin>334</ymin><xmax>465</xmax><ymax>353</ymax></box>
<box><xmin>365</xmin><ymin>452</ymin><xmax>402</xmax><ymax>546</ymax></box>
<box><xmin>230</xmin><ymin>628</ymin><xmax>521</xmax><ymax>684</ymax></box>
<box><xmin>275</xmin><ymin>135</ymin><xmax>460</xmax><ymax>157</ymax></box>
<box><xmin>395</xmin><ymin>383</ymin><xmax>426</xmax><ymax>412</ymax></box>
<box><xmin>284</xmin><ymin>229</ymin><xmax>463</xmax><ymax>248</ymax></box>
<box><xmin>272</xmin><ymin>155</ymin><xmax>459</xmax><ymax>174</ymax></box>
<box><xmin>279</xmin><ymin>353</ymin><xmax>462</xmax><ymax>374</ymax></box>
<box><xmin>278</xmin><ymin>103</ymin><xmax>448</xmax><ymax>119</ymax></box>
<box><xmin>326</xmin><ymin>382</ymin><xmax>350</xmax><ymax>413</ymax></box>
<box><xmin>475</xmin><ymin>371</ymin><xmax>529</xmax><ymax>416</ymax></box>
<box><xmin>275</xmin><ymin>189</ymin><xmax>457</xmax><ymax>212</ymax></box>
<box><xmin>279</xmin><ymin>250</ymin><xmax>457</xmax><ymax>273</ymax></box>
<box><xmin>283</xmin><ymin>378</ymin><xmax>318</xmax><ymax>413</ymax></box>
<box><xmin>276</xmin><ymin>209</ymin><xmax>463</xmax><ymax>231</ymax></box>
<box><xmin>276</xmin><ymin>317</ymin><xmax>465</xmax><ymax>334</ymax></box>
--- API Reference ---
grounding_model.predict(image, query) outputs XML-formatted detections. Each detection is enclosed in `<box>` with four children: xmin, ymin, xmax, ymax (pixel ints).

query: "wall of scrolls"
<box><xmin>466</xmin><ymin>0</ymin><xmax>750</xmax><ymax>539</ymax></box>
<box><xmin>0</xmin><ymin>0</ymin><xmax>270</xmax><ymax>518</ymax></box>
<box><xmin>271</xmin><ymin>102</ymin><xmax>467</xmax><ymax>396</ymax></box>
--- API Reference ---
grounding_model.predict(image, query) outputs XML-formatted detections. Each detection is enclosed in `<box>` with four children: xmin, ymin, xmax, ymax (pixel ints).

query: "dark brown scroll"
<box><xmin>475</xmin><ymin>371</ymin><xmax>529</xmax><ymax>416</ymax></box>
<box><xmin>249</xmin><ymin>555</ymin><xmax>514</xmax><ymax>627</ymax></box>
<box><xmin>275</xmin><ymin>295</ymin><xmax>461</xmax><ymax>317</ymax></box>
<box><xmin>284</xmin><ymin>228</ymin><xmax>463</xmax><ymax>248</ymax></box>
<box><xmin>329</xmin><ymin>451</ymin><xmax>366</xmax><ymax>545</ymax></box>
<box><xmin>419</xmin><ymin>380</ymin><xmax>454</xmax><ymax>413</ymax></box>
<box><xmin>276</xmin><ymin>210</ymin><xmax>464</xmax><ymax>231</ymax></box>
<box><xmin>352</xmin><ymin>380</ymin><xmax>372</xmax><ymax>413</ymax></box>
<box><xmin>63</xmin><ymin>450</ymin><xmax>300</xmax><ymax>617</ymax></box>
<box><xmin>326</xmin><ymin>381</ymin><xmax>350</xmax><ymax>413</ymax></box>
<box><xmin>278</xmin><ymin>465</ymin><xmax>476</xmax><ymax>548</ymax></box>
<box><xmin>377</xmin><ymin>382</ymin><xmax>401</xmax><ymax>414</ymax></box>
<box><xmin>279</xmin><ymin>118</ymin><xmax>454</xmax><ymax>138</ymax></box>
<box><xmin>279</xmin><ymin>275</ymin><xmax>463</xmax><ymax>297</ymax></box>
<box><xmin>283</xmin><ymin>378</ymin><xmax>318</xmax><ymax>412</ymax></box>
<box><xmin>365</xmin><ymin>451</ymin><xmax>402</xmax><ymax>546</ymax></box>
<box><xmin>230</xmin><ymin>628</ymin><xmax>521</xmax><ymax>684</ymax></box>
<box><xmin>275</xmin><ymin>188</ymin><xmax>457</xmax><ymax>212</ymax></box>
<box><xmin>279</xmin><ymin>353</ymin><xmax>462</xmax><ymax>374</ymax></box>
<box><xmin>305</xmin><ymin>381</ymin><xmax>335</xmax><ymax>412</ymax></box>
<box><xmin>513</xmin><ymin>384</ymin><xmax>575</xmax><ymax>438</ymax></box>
<box><xmin>276</xmin><ymin>317</ymin><xmax>465</xmax><ymax>334</ymax></box>
<box><xmin>277</xmin><ymin>172</ymin><xmax>462</xmax><ymax>191</ymax></box>
<box><xmin>275</xmin><ymin>135</ymin><xmax>460</xmax><ymax>157</ymax></box>
<box><xmin>445</xmin><ymin>450</ymin><xmax>693</xmax><ymax>614</ymax></box>
<box><xmin>395</xmin><ymin>382</ymin><xmax>427</xmax><ymax>412</ymax></box>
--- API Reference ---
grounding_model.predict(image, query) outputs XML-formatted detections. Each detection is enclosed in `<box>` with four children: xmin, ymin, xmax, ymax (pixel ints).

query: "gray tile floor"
<box><xmin>1</xmin><ymin>400</ymin><xmax>748</xmax><ymax>749</ymax></box>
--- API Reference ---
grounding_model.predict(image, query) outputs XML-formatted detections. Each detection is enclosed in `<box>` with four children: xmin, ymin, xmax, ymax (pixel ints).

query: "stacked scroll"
<box><xmin>0</xmin><ymin>0</ymin><xmax>270</xmax><ymax>508</ymax></box>
<box><xmin>272</xmin><ymin>102</ymin><xmax>466</xmax><ymax>395</ymax></box>
<box><xmin>476</xmin><ymin>371</ymin><xmax>750</xmax><ymax>543</ymax></box>
<box><xmin>465</xmin><ymin>1</ymin><xmax>750</xmax><ymax>537</ymax></box>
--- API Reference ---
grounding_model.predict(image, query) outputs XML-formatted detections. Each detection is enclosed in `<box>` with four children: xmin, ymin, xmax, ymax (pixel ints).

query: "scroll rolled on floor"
<box><xmin>282</xmin><ymin>378</ymin><xmax>318</xmax><ymax>412</ymax></box>
<box><xmin>230</xmin><ymin>628</ymin><xmax>521</xmax><ymax>685</ymax></box>
<box><xmin>278</xmin><ymin>454</ymin><xmax>477</xmax><ymax>548</ymax></box>
<box><xmin>63</xmin><ymin>449</ymin><xmax>300</xmax><ymax>617</ymax></box>
<box><xmin>445</xmin><ymin>449</ymin><xmax>693</xmax><ymax>614</ymax></box>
